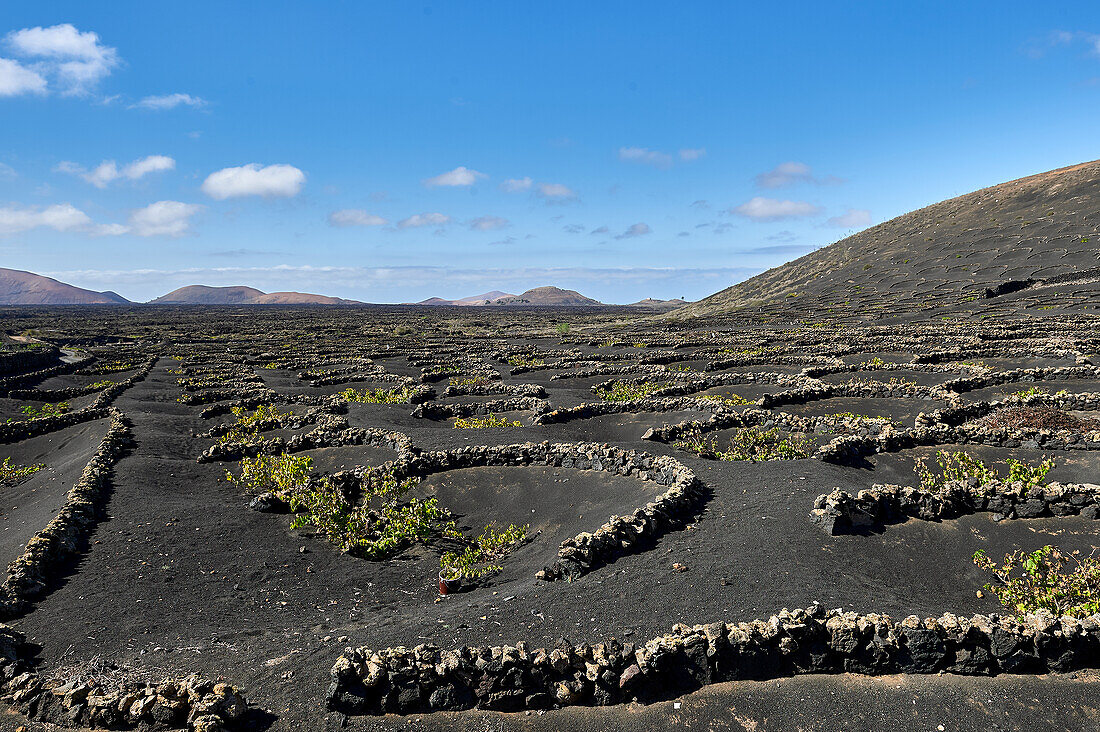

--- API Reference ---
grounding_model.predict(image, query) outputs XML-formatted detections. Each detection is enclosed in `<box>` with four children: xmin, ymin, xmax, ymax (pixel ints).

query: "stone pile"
<box><xmin>0</xmin><ymin>623</ymin><xmax>247</xmax><ymax>731</ymax></box>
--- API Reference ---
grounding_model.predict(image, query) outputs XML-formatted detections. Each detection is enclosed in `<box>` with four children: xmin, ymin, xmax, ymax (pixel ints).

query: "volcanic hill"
<box><xmin>677</xmin><ymin>160</ymin><xmax>1100</xmax><ymax>319</ymax></box>
<box><xmin>0</xmin><ymin>268</ymin><xmax>131</xmax><ymax>305</ymax></box>
<box><xmin>491</xmin><ymin>286</ymin><xmax>602</xmax><ymax>306</ymax></box>
<box><xmin>150</xmin><ymin>285</ymin><xmax>361</xmax><ymax>305</ymax></box>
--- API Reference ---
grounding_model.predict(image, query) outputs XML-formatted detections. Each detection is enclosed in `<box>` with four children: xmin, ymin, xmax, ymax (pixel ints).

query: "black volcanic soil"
<box><xmin>0</xmin><ymin>303</ymin><xmax>1097</xmax><ymax>731</ymax></box>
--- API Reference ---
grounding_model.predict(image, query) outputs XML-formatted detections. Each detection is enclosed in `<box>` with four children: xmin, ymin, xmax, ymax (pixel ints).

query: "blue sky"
<box><xmin>2</xmin><ymin>2</ymin><xmax>1100</xmax><ymax>303</ymax></box>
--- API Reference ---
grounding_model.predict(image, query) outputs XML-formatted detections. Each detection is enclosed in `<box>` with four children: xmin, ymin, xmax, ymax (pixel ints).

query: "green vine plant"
<box><xmin>93</xmin><ymin>361</ymin><xmax>135</xmax><ymax>374</ymax></box>
<box><xmin>440</xmin><ymin>523</ymin><xmax>529</xmax><ymax>580</ymax></box>
<box><xmin>973</xmin><ymin>546</ymin><xmax>1100</xmax><ymax>618</ymax></box>
<box><xmin>1012</xmin><ymin>386</ymin><xmax>1069</xmax><ymax>399</ymax></box>
<box><xmin>338</xmin><ymin>386</ymin><xmax>412</xmax><ymax>404</ymax></box>
<box><xmin>225</xmin><ymin>453</ymin><xmax>313</xmax><ymax>496</ymax></box>
<box><xmin>507</xmin><ymin>356</ymin><xmax>545</xmax><ymax>368</ymax></box>
<box><xmin>696</xmin><ymin>393</ymin><xmax>752</xmax><ymax>407</ymax></box>
<box><xmin>218</xmin><ymin>403</ymin><xmax>287</xmax><ymax>445</ymax></box>
<box><xmin>675</xmin><ymin>427</ymin><xmax>811</xmax><ymax>461</ymax></box>
<box><xmin>448</xmin><ymin>375</ymin><xmax>491</xmax><ymax>387</ymax></box>
<box><xmin>1</xmin><ymin>457</ymin><xmax>45</xmax><ymax>487</ymax></box>
<box><xmin>453</xmin><ymin>413</ymin><xmax>522</xmax><ymax>429</ymax></box>
<box><xmin>20</xmin><ymin>401</ymin><xmax>70</xmax><ymax>419</ymax></box>
<box><xmin>229</xmin><ymin>456</ymin><xmax>462</xmax><ymax>559</ymax></box>
<box><xmin>598</xmin><ymin>380</ymin><xmax>668</xmax><ymax>402</ymax></box>
<box><xmin>915</xmin><ymin>450</ymin><xmax>1054</xmax><ymax>491</ymax></box>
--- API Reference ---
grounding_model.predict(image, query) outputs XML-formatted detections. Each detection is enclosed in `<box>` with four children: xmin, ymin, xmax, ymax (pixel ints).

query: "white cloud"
<box><xmin>615</xmin><ymin>223</ymin><xmax>651</xmax><ymax>239</ymax></box>
<box><xmin>127</xmin><ymin>200</ymin><xmax>201</xmax><ymax>237</ymax></box>
<box><xmin>422</xmin><ymin>166</ymin><xmax>486</xmax><ymax>187</ymax></box>
<box><xmin>753</xmin><ymin>161</ymin><xmax>843</xmax><ymax>189</ymax></box>
<box><xmin>679</xmin><ymin>148</ymin><xmax>706</xmax><ymax>161</ymax></box>
<box><xmin>398</xmin><ymin>212</ymin><xmax>451</xmax><ymax>229</ymax></box>
<box><xmin>826</xmin><ymin>208</ymin><xmax>872</xmax><ymax>229</ymax></box>
<box><xmin>132</xmin><ymin>93</ymin><xmax>207</xmax><ymax>110</ymax></box>
<box><xmin>328</xmin><ymin>209</ymin><xmax>388</xmax><ymax>227</ymax></box>
<box><xmin>0</xmin><ymin>162</ymin><xmax>16</xmax><ymax>178</ymax></box>
<box><xmin>5</xmin><ymin>23</ymin><xmax>119</xmax><ymax>94</ymax></box>
<box><xmin>201</xmin><ymin>163</ymin><xmax>305</xmax><ymax>199</ymax></box>
<box><xmin>469</xmin><ymin>215</ymin><xmax>509</xmax><ymax>231</ymax></box>
<box><xmin>754</xmin><ymin>161</ymin><xmax>813</xmax><ymax>188</ymax></box>
<box><xmin>56</xmin><ymin>155</ymin><xmax>175</xmax><ymax>188</ymax></box>
<box><xmin>0</xmin><ymin>202</ymin><xmax>92</xmax><ymax>235</ymax></box>
<box><xmin>124</xmin><ymin>155</ymin><xmax>175</xmax><ymax>179</ymax></box>
<box><xmin>730</xmin><ymin>197</ymin><xmax>823</xmax><ymax>221</ymax></box>
<box><xmin>536</xmin><ymin>182</ymin><xmax>577</xmax><ymax>200</ymax></box>
<box><xmin>81</xmin><ymin>161</ymin><xmax>120</xmax><ymax>188</ymax></box>
<box><xmin>0</xmin><ymin>57</ymin><xmax>47</xmax><ymax>96</ymax></box>
<box><xmin>499</xmin><ymin>176</ymin><xmax>532</xmax><ymax>193</ymax></box>
<box><xmin>0</xmin><ymin>199</ymin><xmax>202</xmax><ymax>238</ymax></box>
<box><xmin>618</xmin><ymin>147</ymin><xmax>672</xmax><ymax>169</ymax></box>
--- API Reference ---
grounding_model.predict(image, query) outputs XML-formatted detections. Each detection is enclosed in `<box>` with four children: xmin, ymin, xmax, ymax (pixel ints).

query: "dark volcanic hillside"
<box><xmin>151</xmin><ymin>285</ymin><xmax>264</xmax><ymax>304</ymax></box>
<box><xmin>151</xmin><ymin>285</ymin><xmax>360</xmax><ymax>305</ymax></box>
<box><xmin>493</xmin><ymin>286</ymin><xmax>601</xmax><ymax>306</ymax></box>
<box><xmin>678</xmin><ymin>160</ymin><xmax>1100</xmax><ymax>319</ymax></box>
<box><xmin>0</xmin><ymin>268</ymin><xmax>130</xmax><ymax>305</ymax></box>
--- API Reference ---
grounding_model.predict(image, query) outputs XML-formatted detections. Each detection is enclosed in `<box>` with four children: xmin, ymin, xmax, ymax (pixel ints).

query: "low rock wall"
<box><xmin>811</xmin><ymin>479</ymin><xmax>1100</xmax><ymax>534</ymax></box>
<box><xmin>0</xmin><ymin>623</ymin><xmax>247</xmax><ymax>731</ymax></box>
<box><xmin>381</xmin><ymin>441</ymin><xmax>703</xmax><ymax>581</ymax></box>
<box><xmin>327</xmin><ymin>605</ymin><xmax>1100</xmax><ymax>715</ymax></box>
<box><xmin>1</xmin><ymin>409</ymin><xmax>131</xmax><ymax>616</ymax></box>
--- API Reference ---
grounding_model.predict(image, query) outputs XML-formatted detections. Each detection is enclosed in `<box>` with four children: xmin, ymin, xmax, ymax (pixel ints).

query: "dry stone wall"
<box><xmin>327</xmin><ymin>605</ymin><xmax>1100</xmax><ymax>715</ymax></box>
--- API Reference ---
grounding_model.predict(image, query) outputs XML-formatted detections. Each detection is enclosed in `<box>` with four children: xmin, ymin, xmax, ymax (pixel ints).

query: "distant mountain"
<box><xmin>249</xmin><ymin>291</ymin><xmax>361</xmax><ymax>305</ymax></box>
<box><xmin>491</xmin><ymin>287</ymin><xmax>602</xmax><ymax>306</ymax></box>
<box><xmin>150</xmin><ymin>284</ymin><xmax>360</xmax><ymax>305</ymax></box>
<box><xmin>415</xmin><ymin>291</ymin><xmax>516</xmax><ymax>306</ymax></box>
<box><xmin>150</xmin><ymin>285</ymin><xmax>265</xmax><ymax>304</ymax></box>
<box><xmin>0</xmin><ymin>268</ymin><xmax>131</xmax><ymax>305</ymax></box>
<box><xmin>454</xmin><ymin>290</ymin><xmax>514</xmax><ymax>305</ymax></box>
<box><xmin>629</xmin><ymin>298</ymin><xmax>690</xmax><ymax>310</ymax></box>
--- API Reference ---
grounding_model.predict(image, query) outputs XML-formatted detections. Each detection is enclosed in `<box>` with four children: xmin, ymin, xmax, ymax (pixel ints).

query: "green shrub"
<box><xmin>95</xmin><ymin>361</ymin><xmax>135</xmax><ymax>373</ymax></box>
<box><xmin>696</xmin><ymin>393</ymin><xmax>751</xmax><ymax>407</ymax></box>
<box><xmin>1</xmin><ymin>457</ymin><xmax>45</xmax><ymax>486</ymax></box>
<box><xmin>441</xmin><ymin>523</ymin><xmax>529</xmax><ymax>579</ymax></box>
<box><xmin>268</xmin><ymin>464</ymin><xmax>461</xmax><ymax>558</ymax></box>
<box><xmin>216</xmin><ymin>404</ymin><xmax>286</xmax><ymax>445</ymax></box>
<box><xmin>20</xmin><ymin>402</ymin><xmax>69</xmax><ymax>418</ymax></box>
<box><xmin>507</xmin><ymin>356</ymin><xmax>544</xmax><ymax>368</ymax></box>
<box><xmin>226</xmin><ymin>453</ymin><xmax>313</xmax><ymax>496</ymax></box>
<box><xmin>915</xmin><ymin>450</ymin><xmax>1053</xmax><ymax>491</ymax></box>
<box><xmin>233</xmin><ymin>403</ymin><xmax>285</xmax><ymax>431</ymax></box>
<box><xmin>676</xmin><ymin>427</ymin><xmax>811</xmax><ymax>461</ymax></box>
<box><xmin>1012</xmin><ymin>386</ymin><xmax>1069</xmax><ymax>398</ymax></box>
<box><xmin>454</xmin><ymin>413</ymin><xmax>522</xmax><ymax>429</ymax></box>
<box><xmin>973</xmin><ymin>546</ymin><xmax>1100</xmax><ymax>618</ymax></box>
<box><xmin>598</xmin><ymin>380</ymin><xmax>667</xmax><ymax>402</ymax></box>
<box><xmin>556</xmin><ymin>323</ymin><xmax>571</xmax><ymax>335</ymax></box>
<box><xmin>448</xmin><ymin>375</ymin><xmax>490</xmax><ymax>387</ymax></box>
<box><xmin>339</xmin><ymin>386</ymin><xmax>412</xmax><ymax>403</ymax></box>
